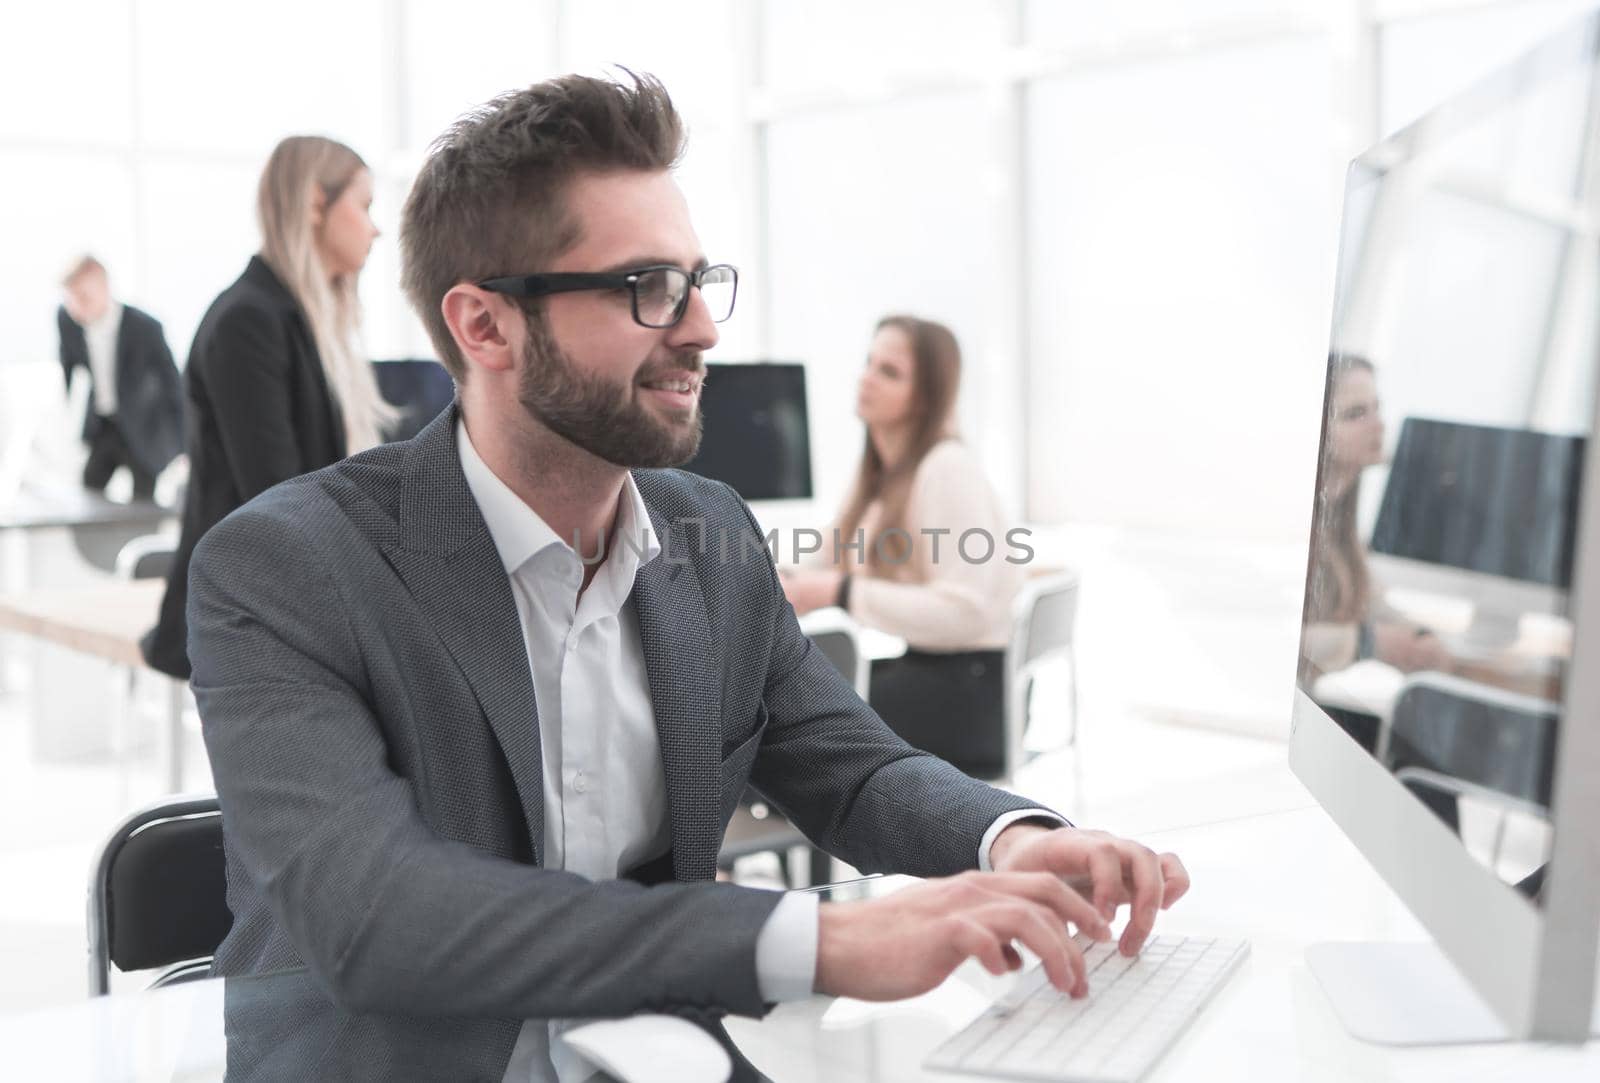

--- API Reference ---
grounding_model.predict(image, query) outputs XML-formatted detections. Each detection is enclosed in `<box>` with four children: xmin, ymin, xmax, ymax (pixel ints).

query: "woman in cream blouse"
<box><xmin>781</xmin><ymin>315</ymin><xmax>1022</xmax><ymax>776</ymax></box>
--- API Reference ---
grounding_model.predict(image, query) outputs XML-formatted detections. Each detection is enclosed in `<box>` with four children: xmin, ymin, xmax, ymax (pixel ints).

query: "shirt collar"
<box><xmin>88</xmin><ymin>302</ymin><xmax>122</xmax><ymax>335</ymax></box>
<box><xmin>456</xmin><ymin>417</ymin><xmax>661</xmax><ymax>578</ymax></box>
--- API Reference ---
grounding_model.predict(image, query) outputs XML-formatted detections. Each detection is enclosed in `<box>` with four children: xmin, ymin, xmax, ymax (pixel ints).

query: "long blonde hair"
<box><xmin>257</xmin><ymin>135</ymin><xmax>394</xmax><ymax>452</ymax></box>
<box><xmin>836</xmin><ymin>315</ymin><xmax>963</xmax><ymax>572</ymax></box>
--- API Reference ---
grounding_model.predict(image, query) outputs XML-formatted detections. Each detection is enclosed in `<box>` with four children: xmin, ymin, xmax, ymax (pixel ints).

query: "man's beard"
<box><xmin>516</xmin><ymin>317</ymin><xmax>704</xmax><ymax>469</ymax></box>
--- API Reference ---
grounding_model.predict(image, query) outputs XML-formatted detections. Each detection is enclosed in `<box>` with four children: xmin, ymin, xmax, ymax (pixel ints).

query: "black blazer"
<box><xmin>142</xmin><ymin>256</ymin><xmax>347</xmax><ymax>678</ymax></box>
<box><xmin>57</xmin><ymin>303</ymin><xmax>184</xmax><ymax>476</ymax></box>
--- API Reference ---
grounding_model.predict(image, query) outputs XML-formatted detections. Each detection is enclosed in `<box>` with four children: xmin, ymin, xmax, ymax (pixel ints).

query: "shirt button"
<box><xmin>573</xmin><ymin>772</ymin><xmax>589</xmax><ymax>794</ymax></box>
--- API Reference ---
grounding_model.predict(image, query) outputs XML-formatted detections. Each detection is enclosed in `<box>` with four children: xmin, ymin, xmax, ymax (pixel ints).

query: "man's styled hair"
<box><xmin>400</xmin><ymin>70</ymin><xmax>687</xmax><ymax>381</ymax></box>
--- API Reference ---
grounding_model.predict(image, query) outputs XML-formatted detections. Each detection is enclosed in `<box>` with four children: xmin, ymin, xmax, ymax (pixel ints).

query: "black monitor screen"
<box><xmin>683</xmin><ymin>362</ymin><xmax>812</xmax><ymax>501</ymax></box>
<box><xmin>1370</xmin><ymin>417</ymin><xmax>1584</xmax><ymax>588</ymax></box>
<box><xmin>374</xmin><ymin>359</ymin><xmax>456</xmax><ymax>442</ymax></box>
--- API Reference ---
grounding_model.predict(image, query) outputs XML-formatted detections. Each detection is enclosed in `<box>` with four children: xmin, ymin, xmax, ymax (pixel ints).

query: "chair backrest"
<box><xmin>114</xmin><ymin>532</ymin><xmax>178</xmax><ymax>581</ymax></box>
<box><xmin>1003</xmin><ymin>571</ymin><xmax>1082</xmax><ymax>780</ymax></box>
<box><xmin>807</xmin><ymin>624</ymin><xmax>869</xmax><ymax>698</ymax></box>
<box><xmin>1384</xmin><ymin>673</ymin><xmax>1557</xmax><ymax>808</ymax></box>
<box><xmin>87</xmin><ymin>793</ymin><xmax>230</xmax><ymax>995</ymax></box>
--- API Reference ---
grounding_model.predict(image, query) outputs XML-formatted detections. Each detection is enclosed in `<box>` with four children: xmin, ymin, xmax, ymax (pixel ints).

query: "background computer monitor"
<box><xmin>1369</xmin><ymin>417</ymin><xmax>1584</xmax><ymax>646</ymax></box>
<box><xmin>373</xmin><ymin>358</ymin><xmax>455</xmax><ymax>443</ymax></box>
<box><xmin>1290</xmin><ymin>13</ymin><xmax>1600</xmax><ymax>1043</ymax></box>
<box><xmin>681</xmin><ymin>361</ymin><xmax>812</xmax><ymax>501</ymax></box>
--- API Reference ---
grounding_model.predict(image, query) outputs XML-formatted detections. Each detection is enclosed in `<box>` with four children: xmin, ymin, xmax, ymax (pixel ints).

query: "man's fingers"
<box><xmin>948</xmin><ymin>917</ymin><xmax>1011</xmax><ymax>977</ymax></box>
<box><xmin>1158</xmin><ymin>853</ymin><xmax>1191</xmax><ymax>908</ymax></box>
<box><xmin>973</xmin><ymin>901</ymin><xmax>1086</xmax><ymax>997</ymax></box>
<box><xmin>1117</xmin><ymin>842</ymin><xmax>1164</xmax><ymax>956</ymax></box>
<box><xmin>1084</xmin><ymin>844</ymin><xmax>1125</xmax><ymax>922</ymax></box>
<box><xmin>977</xmin><ymin>872</ymin><xmax>1111</xmax><ymax>940</ymax></box>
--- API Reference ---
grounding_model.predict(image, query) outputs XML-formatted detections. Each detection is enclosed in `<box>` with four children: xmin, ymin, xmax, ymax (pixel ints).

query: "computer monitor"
<box><xmin>1291</xmin><ymin>13</ymin><xmax>1600</xmax><ymax>1044</ymax></box>
<box><xmin>373</xmin><ymin>358</ymin><xmax>455</xmax><ymax>443</ymax></box>
<box><xmin>681</xmin><ymin>362</ymin><xmax>812</xmax><ymax>501</ymax></box>
<box><xmin>1369</xmin><ymin>417</ymin><xmax>1584</xmax><ymax>647</ymax></box>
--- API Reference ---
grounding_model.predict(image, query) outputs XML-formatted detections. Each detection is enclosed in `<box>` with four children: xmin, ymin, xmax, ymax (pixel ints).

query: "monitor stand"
<box><xmin>1307</xmin><ymin>942</ymin><xmax>1600</xmax><ymax>1044</ymax></box>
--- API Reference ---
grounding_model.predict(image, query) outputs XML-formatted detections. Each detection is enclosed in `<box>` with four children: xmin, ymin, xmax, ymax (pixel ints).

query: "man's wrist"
<box><xmin>988</xmin><ymin>817</ymin><xmax>1066</xmax><ymax>871</ymax></box>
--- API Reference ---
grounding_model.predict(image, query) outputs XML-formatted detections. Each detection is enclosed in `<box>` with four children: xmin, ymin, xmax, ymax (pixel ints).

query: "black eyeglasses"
<box><xmin>478</xmin><ymin>263</ymin><xmax>738</xmax><ymax>329</ymax></box>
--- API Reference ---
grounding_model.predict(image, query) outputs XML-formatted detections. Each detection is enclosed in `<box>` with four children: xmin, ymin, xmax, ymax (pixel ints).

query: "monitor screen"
<box><xmin>1294</xmin><ymin>21</ymin><xmax>1600</xmax><ymax>912</ymax></box>
<box><xmin>682</xmin><ymin>362</ymin><xmax>812</xmax><ymax>501</ymax></box>
<box><xmin>1370</xmin><ymin>417</ymin><xmax>1584</xmax><ymax>590</ymax></box>
<box><xmin>373</xmin><ymin>359</ymin><xmax>455</xmax><ymax>443</ymax></box>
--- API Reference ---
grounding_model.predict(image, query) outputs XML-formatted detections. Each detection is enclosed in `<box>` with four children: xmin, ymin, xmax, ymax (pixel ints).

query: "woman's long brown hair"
<box><xmin>836</xmin><ymin>315</ymin><xmax>962</xmax><ymax>572</ymax></box>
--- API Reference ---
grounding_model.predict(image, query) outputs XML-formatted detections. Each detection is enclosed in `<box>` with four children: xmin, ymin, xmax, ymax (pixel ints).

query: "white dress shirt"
<box><xmin>456</xmin><ymin>421</ymin><xmax>1062</xmax><ymax>1081</ymax></box>
<box><xmin>457</xmin><ymin>423</ymin><xmax>812</xmax><ymax>1082</ymax></box>
<box><xmin>84</xmin><ymin>302</ymin><xmax>122</xmax><ymax>416</ymax></box>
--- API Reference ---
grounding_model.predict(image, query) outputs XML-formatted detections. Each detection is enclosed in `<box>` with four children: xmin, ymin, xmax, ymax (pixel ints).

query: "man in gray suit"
<box><xmin>189</xmin><ymin>72</ymin><xmax>1190</xmax><ymax>1080</ymax></box>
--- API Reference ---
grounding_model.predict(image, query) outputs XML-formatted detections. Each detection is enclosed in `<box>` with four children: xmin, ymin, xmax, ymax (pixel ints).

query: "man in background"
<box><xmin>57</xmin><ymin>255</ymin><xmax>184</xmax><ymax>501</ymax></box>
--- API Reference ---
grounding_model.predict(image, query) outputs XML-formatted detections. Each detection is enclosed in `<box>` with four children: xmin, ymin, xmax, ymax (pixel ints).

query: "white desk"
<box><xmin>0</xmin><ymin>580</ymin><xmax>189</xmax><ymax>790</ymax></box>
<box><xmin>726</xmin><ymin>802</ymin><xmax>1599</xmax><ymax>1082</ymax></box>
<box><xmin>3</xmin><ymin>800</ymin><xmax>1596</xmax><ymax>1081</ymax></box>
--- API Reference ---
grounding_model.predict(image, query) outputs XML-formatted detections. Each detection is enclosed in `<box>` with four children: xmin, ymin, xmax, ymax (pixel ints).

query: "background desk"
<box><xmin>0</xmin><ymin>580</ymin><xmax>187</xmax><ymax>790</ymax></box>
<box><xmin>3</xmin><ymin>791</ymin><xmax>1597</xmax><ymax>1081</ymax></box>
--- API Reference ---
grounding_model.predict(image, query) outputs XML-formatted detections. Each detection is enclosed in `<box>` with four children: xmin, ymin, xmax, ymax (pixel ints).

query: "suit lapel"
<box><xmin>385</xmin><ymin>410</ymin><xmax>545</xmax><ymax>862</ymax></box>
<box><xmin>632</xmin><ymin>487</ymin><xmax>724</xmax><ymax>881</ymax></box>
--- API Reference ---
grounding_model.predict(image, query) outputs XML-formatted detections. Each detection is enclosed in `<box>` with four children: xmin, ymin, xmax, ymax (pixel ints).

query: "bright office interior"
<box><xmin>1</xmin><ymin>0</ymin><xmax>1597</xmax><ymax>1040</ymax></box>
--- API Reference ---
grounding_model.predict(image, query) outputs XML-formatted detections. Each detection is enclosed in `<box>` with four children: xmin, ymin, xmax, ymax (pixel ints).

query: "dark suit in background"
<box><xmin>187</xmin><ymin>407</ymin><xmax>1046</xmax><ymax>1078</ymax></box>
<box><xmin>56</xmin><ymin>303</ymin><xmax>184</xmax><ymax>500</ymax></box>
<box><xmin>141</xmin><ymin>255</ymin><xmax>346</xmax><ymax>679</ymax></box>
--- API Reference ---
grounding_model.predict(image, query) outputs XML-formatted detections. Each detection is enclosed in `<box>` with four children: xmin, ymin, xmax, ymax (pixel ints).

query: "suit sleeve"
<box><xmin>57</xmin><ymin>307</ymin><xmax>83</xmax><ymax>392</ymax></box>
<box><xmin>188</xmin><ymin>501</ymin><xmax>783</xmax><ymax>1020</ymax></box>
<box><xmin>724</xmin><ymin>489</ymin><xmax>1055</xmax><ymax>876</ymax></box>
<box><xmin>203</xmin><ymin>304</ymin><xmax>315</xmax><ymax>500</ymax></box>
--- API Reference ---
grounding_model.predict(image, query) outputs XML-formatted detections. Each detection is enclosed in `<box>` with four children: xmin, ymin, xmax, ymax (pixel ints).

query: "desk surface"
<box><xmin>0</xmin><ymin>579</ymin><xmax>162</xmax><ymax>668</ymax></box>
<box><xmin>3</xmin><ymin>800</ymin><xmax>1596</xmax><ymax>1082</ymax></box>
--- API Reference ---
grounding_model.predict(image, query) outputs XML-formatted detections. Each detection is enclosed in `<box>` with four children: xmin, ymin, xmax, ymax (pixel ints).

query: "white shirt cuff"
<box><xmin>980</xmin><ymin>808</ymin><xmax>1071</xmax><ymax>872</ymax></box>
<box><xmin>755</xmin><ymin>889</ymin><xmax>820</xmax><ymax>1002</ymax></box>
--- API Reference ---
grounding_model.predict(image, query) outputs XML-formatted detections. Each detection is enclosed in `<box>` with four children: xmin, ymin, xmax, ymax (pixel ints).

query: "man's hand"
<box><xmin>814</xmin><ymin>871</ymin><xmax>1113</xmax><ymax>1002</ymax></box>
<box><xmin>990</xmin><ymin>823</ymin><xmax>1190</xmax><ymax>957</ymax></box>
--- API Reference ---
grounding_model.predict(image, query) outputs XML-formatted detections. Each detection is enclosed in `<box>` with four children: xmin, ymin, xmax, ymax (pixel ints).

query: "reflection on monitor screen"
<box><xmin>682</xmin><ymin>362</ymin><xmax>812</xmax><ymax>501</ymax></box>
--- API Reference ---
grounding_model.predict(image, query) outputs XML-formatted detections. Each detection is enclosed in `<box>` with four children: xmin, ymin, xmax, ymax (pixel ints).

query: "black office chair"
<box><xmin>88</xmin><ymin>793</ymin><xmax>230</xmax><ymax>995</ymax></box>
<box><xmin>1382</xmin><ymin>673</ymin><xmax>1557</xmax><ymax>860</ymax></box>
<box><xmin>717</xmin><ymin>624</ymin><xmax>869</xmax><ymax>888</ymax></box>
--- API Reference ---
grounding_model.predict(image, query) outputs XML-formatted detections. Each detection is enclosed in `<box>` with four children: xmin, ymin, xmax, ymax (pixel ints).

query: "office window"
<box><xmin>133</xmin><ymin>1</ymin><xmax>386</xmax><ymax>156</ymax></box>
<box><xmin>0</xmin><ymin>150</ymin><xmax>137</xmax><ymax>365</ymax></box>
<box><xmin>759</xmin><ymin>0</ymin><xmax>1011</xmax><ymax>95</ymax></box>
<box><xmin>765</xmin><ymin>91</ymin><xmax>1001</xmax><ymax>513</ymax></box>
<box><xmin>400</xmin><ymin>0</ymin><xmax>559</xmax><ymax>154</ymax></box>
<box><xmin>1025</xmin><ymin>36</ymin><xmax>1332</xmax><ymax>538</ymax></box>
<box><xmin>1025</xmin><ymin>0</ymin><xmax>1326</xmax><ymax>46</ymax></box>
<box><xmin>0</xmin><ymin>1</ymin><xmax>135</xmax><ymax>145</ymax></box>
<box><xmin>560</xmin><ymin>0</ymin><xmax>743</xmax><ymax>125</ymax></box>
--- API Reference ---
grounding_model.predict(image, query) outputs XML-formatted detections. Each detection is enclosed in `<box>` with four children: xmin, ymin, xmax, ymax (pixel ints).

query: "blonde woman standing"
<box><xmin>142</xmin><ymin>135</ymin><xmax>393</xmax><ymax>678</ymax></box>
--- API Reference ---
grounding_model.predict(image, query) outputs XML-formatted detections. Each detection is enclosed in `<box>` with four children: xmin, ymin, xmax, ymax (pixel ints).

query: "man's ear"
<box><xmin>441</xmin><ymin>284</ymin><xmax>520</xmax><ymax>377</ymax></box>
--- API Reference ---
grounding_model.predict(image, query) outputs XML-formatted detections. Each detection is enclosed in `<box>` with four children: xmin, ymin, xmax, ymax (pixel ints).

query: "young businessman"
<box><xmin>57</xmin><ymin>256</ymin><xmax>184</xmax><ymax>501</ymax></box>
<box><xmin>189</xmin><ymin>72</ymin><xmax>1189</xmax><ymax>1079</ymax></box>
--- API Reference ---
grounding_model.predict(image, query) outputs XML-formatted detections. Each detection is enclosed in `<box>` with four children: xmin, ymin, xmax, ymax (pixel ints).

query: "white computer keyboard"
<box><xmin>924</xmin><ymin>933</ymin><xmax>1250</xmax><ymax>1082</ymax></box>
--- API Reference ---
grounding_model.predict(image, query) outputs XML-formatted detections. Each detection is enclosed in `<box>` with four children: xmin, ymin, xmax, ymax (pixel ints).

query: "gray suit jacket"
<box><xmin>189</xmin><ymin>406</ymin><xmax>1047</xmax><ymax>1079</ymax></box>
